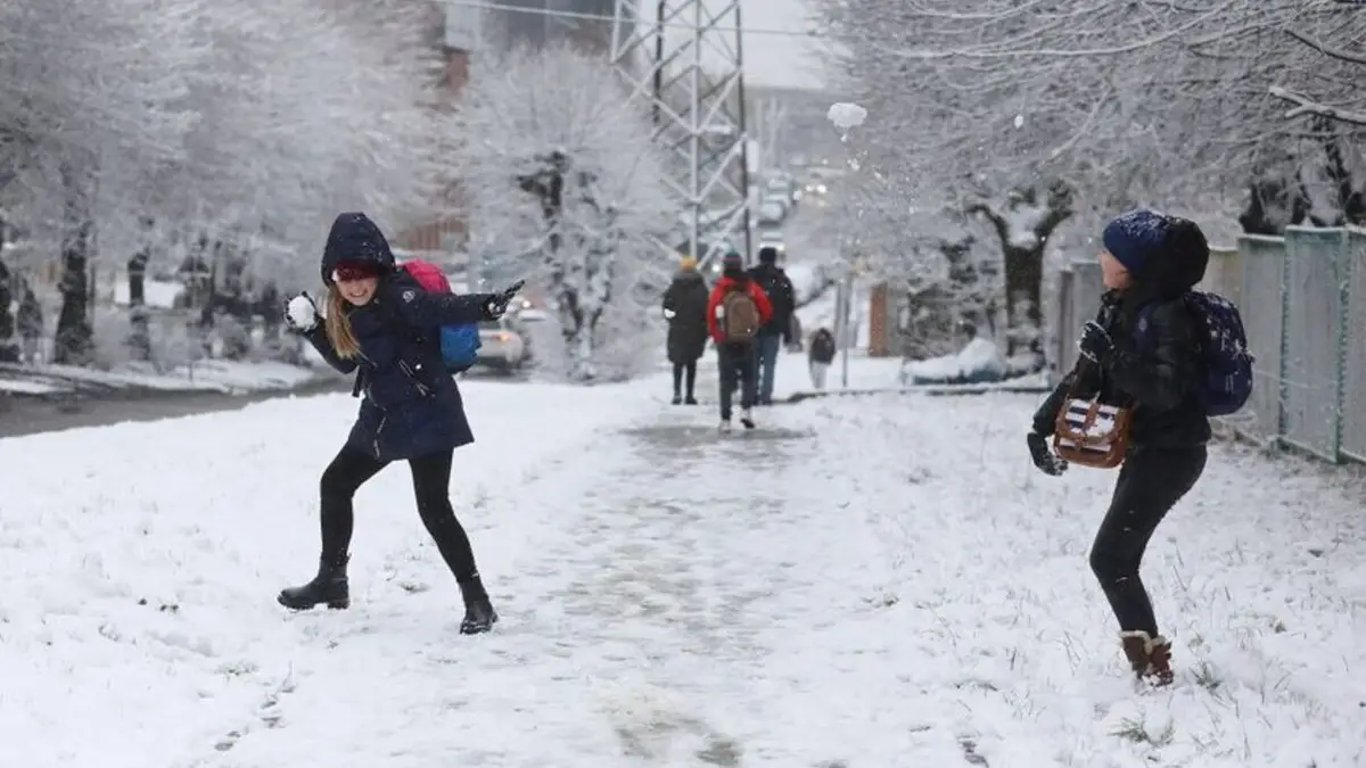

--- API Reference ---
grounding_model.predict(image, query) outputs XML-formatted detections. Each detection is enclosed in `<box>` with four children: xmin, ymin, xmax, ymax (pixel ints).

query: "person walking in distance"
<box><xmin>746</xmin><ymin>245</ymin><xmax>796</xmax><ymax>405</ymax></box>
<box><xmin>706</xmin><ymin>251</ymin><xmax>772</xmax><ymax>431</ymax></box>
<box><xmin>280</xmin><ymin>212</ymin><xmax>522</xmax><ymax>635</ymax></box>
<box><xmin>1027</xmin><ymin>210</ymin><xmax>1214</xmax><ymax>684</ymax></box>
<box><xmin>661</xmin><ymin>255</ymin><xmax>709</xmax><ymax>405</ymax></box>
<box><xmin>808</xmin><ymin>327</ymin><xmax>836</xmax><ymax>390</ymax></box>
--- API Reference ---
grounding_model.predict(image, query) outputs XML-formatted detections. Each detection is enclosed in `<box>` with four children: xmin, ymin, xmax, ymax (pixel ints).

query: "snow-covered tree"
<box><xmin>815</xmin><ymin>0</ymin><xmax>1366</xmax><ymax>366</ymax></box>
<box><xmin>453</xmin><ymin>44</ymin><xmax>676</xmax><ymax>381</ymax></box>
<box><xmin>0</xmin><ymin>0</ymin><xmax>445</xmax><ymax>366</ymax></box>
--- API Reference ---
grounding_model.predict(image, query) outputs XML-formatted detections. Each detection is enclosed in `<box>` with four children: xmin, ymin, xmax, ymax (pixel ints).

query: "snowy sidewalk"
<box><xmin>1</xmin><ymin>381</ymin><xmax>1363</xmax><ymax>767</ymax></box>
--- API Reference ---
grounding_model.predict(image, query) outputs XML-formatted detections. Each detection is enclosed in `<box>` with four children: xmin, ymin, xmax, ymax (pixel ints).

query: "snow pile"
<box><xmin>902</xmin><ymin>337</ymin><xmax>1009</xmax><ymax>384</ymax></box>
<box><xmin>784</xmin><ymin>262</ymin><xmax>832</xmax><ymax>306</ymax></box>
<box><xmin>0</xmin><ymin>359</ymin><xmax>323</xmax><ymax>397</ymax></box>
<box><xmin>112</xmin><ymin>278</ymin><xmax>185</xmax><ymax>309</ymax></box>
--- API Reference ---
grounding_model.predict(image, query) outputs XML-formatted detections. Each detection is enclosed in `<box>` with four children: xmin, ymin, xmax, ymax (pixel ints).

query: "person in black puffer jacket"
<box><xmin>662</xmin><ymin>255</ymin><xmax>709</xmax><ymax>405</ymax></box>
<box><xmin>1027</xmin><ymin>209</ymin><xmax>1211</xmax><ymax>686</ymax></box>
<box><xmin>746</xmin><ymin>246</ymin><xmax>795</xmax><ymax>405</ymax></box>
<box><xmin>279</xmin><ymin>212</ymin><xmax>521</xmax><ymax>635</ymax></box>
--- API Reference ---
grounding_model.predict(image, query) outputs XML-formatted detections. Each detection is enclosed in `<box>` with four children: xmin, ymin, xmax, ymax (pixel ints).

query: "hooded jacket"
<box><xmin>663</xmin><ymin>268</ymin><xmax>710</xmax><ymax>364</ymax></box>
<box><xmin>746</xmin><ymin>262</ymin><xmax>795</xmax><ymax>340</ymax></box>
<box><xmin>1033</xmin><ymin>219</ymin><xmax>1211</xmax><ymax>449</ymax></box>
<box><xmin>306</xmin><ymin>212</ymin><xmax>494</xmax><ymax>462</ymax></box>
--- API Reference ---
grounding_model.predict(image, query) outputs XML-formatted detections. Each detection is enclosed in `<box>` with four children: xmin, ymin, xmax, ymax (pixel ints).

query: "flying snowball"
<box><xmin>1013</xmin><ymin>114</ymin><xmax>1025</xmax><ymax>129</ymax></box>
<box><xmin>827</xmin><ymin>102</ymin><xmax>868</xmax><ymax>131</ymax></box>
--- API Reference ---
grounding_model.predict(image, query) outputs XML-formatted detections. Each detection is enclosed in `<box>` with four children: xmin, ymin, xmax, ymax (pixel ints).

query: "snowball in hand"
<box><xmin>287</xmin><ymin>295</ymin><xmax>317</xmax><ymax>331</ymax></box>
<box><xmin>827</xmin><ymin>102</ymin><xmax>868</xmax><ymax>131</ymax></box>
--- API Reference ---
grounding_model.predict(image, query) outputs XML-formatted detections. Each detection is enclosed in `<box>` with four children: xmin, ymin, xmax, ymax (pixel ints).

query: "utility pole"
<box><xmin>611</xmin><ymin>0</ymin><xmax>752</xmax><ymax>269</ymax></box>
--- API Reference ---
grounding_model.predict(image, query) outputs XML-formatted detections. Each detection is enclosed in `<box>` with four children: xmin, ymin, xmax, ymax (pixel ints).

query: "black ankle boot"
<box><xmin>278</xmin><ymin>555</ymin><xmax>349</xmax><ymax>610</ymax></box>
<box><xmin>458</xmin><ymin>576</ymin><xmax>498</xmax><ymax>635</ymax></box>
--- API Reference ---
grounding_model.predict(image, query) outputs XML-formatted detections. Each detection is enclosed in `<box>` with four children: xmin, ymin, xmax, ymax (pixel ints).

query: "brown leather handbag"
<box><xmin>1052</xmin><ymin>383</ymin><xmax>1135</xmax><ymax>470</ymax></box>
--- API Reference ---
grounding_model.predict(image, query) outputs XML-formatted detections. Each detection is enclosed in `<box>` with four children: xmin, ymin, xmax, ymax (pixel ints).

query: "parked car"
<box><xmin>475</xmin><ymin>316</ymin><xmax>527</xmax><ymax>372</ymax></box>
<box><xmin>757</xmin><ymin>199</ymin><xmax>787</xmax><ymax>226</ymax></box>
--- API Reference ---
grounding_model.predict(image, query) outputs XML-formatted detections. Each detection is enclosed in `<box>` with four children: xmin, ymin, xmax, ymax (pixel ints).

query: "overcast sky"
<box><xmin>738</xmin><ymin>0</ymin><xmax>828</xmax><ymax>90</ymax></box>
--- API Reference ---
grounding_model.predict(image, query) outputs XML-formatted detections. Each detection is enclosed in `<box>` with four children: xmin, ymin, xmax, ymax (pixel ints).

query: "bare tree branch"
<box><xmin>1284</xmin><ymin>28</ymin><xmax>1366</xmax><ymax>66</ymax></box>
<box><xmin>1269</xmin><ymin>86</ymin><xmax>1366</xmax><ymax>127</ymax></box>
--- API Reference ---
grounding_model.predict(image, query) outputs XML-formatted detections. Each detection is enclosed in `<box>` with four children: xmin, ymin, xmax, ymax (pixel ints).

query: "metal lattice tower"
<box><xmin>611</xmin><ymin>0</ymin><xmax>752</xmax><ymax>268</ymax></box>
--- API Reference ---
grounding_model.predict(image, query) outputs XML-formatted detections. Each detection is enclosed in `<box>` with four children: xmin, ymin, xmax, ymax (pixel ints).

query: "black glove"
<box><xmin>1027</xmin><ymin>431</ymin><xmax>1068</xmax><ymax>476</ymax></box>
<box><xmin>1077</xmin><ymin>320</ymin><xmax>1112</xmax><ymax>363</ymax></box>
<box><xmin>483</xmin><ymin>280</ymin><xmax>525</xmax><ymax>320</ymax></box>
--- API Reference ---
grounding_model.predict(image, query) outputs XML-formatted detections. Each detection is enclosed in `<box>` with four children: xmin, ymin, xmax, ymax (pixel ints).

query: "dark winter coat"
<box><xmin>306</xmin><ymin>213</ymin><xmax>493</xmax><ymax>462</ymax></box>
<box><xmin>809</xmin><ymin>328</ymin><xmax>836</xmax><ymax>365</ymax></box>
<box><xmin>663</xmin><ymin>269</ymin><xmax>709</xmax><ymax>364</ymax></box>
<box><xmin>17</xmin><ymin>289</ymin><xmax>42</xmax><ymax>338</ymax></box>
<box><xmin>746</xmin><ymin>263</ymin><xmax>795</xmax><ymax>341</ymax></box>
<box><xmin>1033</xmin><ymin>229</ymin><xmax>1211</xmax><ymax>450</ymax></box>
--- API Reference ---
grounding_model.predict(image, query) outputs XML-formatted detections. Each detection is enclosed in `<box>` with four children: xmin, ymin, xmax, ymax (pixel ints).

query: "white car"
<box><xmin>475</xmin><ymin>316</ymin><xmax>526</xmax><ymax>372</ymax></box>
<box><xmin>757</xmin><ymin>200</ymin><xmax>787</xmax><ymax>226</ymax></box>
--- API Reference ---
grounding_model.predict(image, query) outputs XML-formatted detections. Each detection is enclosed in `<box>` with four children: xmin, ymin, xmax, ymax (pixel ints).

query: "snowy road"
<box><xmin>2</xmin><ymin>372</ymin><xmax>1363</xmax><ymax>767</ymax></box>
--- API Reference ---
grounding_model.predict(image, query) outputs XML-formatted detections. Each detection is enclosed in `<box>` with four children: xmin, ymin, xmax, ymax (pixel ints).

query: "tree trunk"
<box><xmin>54</xmin><ymin>164</ymin><xmax>95</xmax><ymax>366</ymax></box>
<box><xmin>1001</xmin><ymin>242</ymin><xmax>1044</xmax><ymax>358</ymax></box>
<box><xmin>0</xmin><ymin>257</ymin><xmax>18</xmax><ymax>363</ymax></box>
<box><xmin>127</xmin><ymin>249</ymin><xmax>151</xmax><ymax>362</ymax></box>
<box><xmin>968</xmin><ymin>183</ymin><xmax>1072</xmax><ymax>367</ymax></box>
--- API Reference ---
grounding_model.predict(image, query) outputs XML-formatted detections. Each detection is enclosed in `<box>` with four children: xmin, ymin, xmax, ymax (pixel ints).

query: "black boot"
<box><xmin>278</xmin><ymin>555</ymin><xmax>349</xmax><ymax>610</ymax></box>
<box><xmin>458</xmin><ymin>576</ymin><xmax>498</xmax><ymax>635</ymax></box>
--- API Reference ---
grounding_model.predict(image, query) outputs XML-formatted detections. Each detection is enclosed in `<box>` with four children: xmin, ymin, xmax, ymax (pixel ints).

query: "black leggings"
<box><xmin>1089</xmin><ymin>445</ymin><xmax>1206</xmax><ymax>637</ymax></box>
<box><xmin>319</xmin><ymin>446</ymin><xmax>480</xmax><ymax>583</ymax></box>
<box><xmin>672</xmin><ymin>361</ymin><xmax>697</xmax><ymax>397</ymax></box>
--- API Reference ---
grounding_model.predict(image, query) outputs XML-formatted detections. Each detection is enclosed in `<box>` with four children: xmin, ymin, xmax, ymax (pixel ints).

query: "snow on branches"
<box><xmin>452</xmin><ymin>44</ymin><xmax>676</xmax><ymax>382</ymax></box>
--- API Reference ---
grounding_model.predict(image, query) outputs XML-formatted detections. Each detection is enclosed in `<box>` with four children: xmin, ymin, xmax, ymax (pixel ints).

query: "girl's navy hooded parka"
<box><xmin>305</xmin><ymin>212</ymin><xmax>493</xmax><ymax>462</ymax></box>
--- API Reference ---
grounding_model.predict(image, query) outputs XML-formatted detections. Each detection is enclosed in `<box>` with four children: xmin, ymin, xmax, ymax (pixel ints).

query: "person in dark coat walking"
<box><xmin>17</xmin><ymin>283</ymin><xmax>43</xmax><ymax>364</ymax></box>
<box><xmin>279</xmin><ymin>212</ymin><xmax>521</xmax><ymax>635</ymax></box>
<box><xmin>746</xmin><ymin>245</ymin><xmax>795</xmax><ymax>405</ymax></box>
<box><xmin>662</xmin><ymin>255</ymin><xmax>709</xmax><ymax>405</ymax></box>
<box><xmin>1027</xmin><ymin>209</ymin><xmax>1211</xmax><ymax>685</ymax></box>
<box><xmin>808</xmin><ymin>327</ymin><xmax>836</xmax><ymax>390</ymax></box>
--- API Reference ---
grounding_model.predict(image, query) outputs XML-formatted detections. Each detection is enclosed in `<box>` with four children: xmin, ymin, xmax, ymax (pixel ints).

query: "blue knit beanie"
<box><xmin>1103</xmin><ymin>209</ymin><xmax>1170</xmax><ymax>276</ymax></box>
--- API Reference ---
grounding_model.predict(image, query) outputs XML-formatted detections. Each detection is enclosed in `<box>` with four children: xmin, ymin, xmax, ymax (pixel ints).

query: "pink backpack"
<box><xmin>396</xmin><ymin>259</ymin><xmax>480</xmax><ymax>372</ymax></box>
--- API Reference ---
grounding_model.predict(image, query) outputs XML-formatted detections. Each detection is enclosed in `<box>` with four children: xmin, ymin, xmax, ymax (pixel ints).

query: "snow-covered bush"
<box><xmin>452</xmin><ymin>44</ymin><xmax>677</xmax><ymax>382</ymax></box>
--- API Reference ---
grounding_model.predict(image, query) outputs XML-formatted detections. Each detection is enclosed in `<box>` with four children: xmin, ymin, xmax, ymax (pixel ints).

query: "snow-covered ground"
<box><xmin>3</xmin><ymin>373</ymin><xmax>1363</xmax><ymax>767</ymax></box>
<box><xmin>0</xmin><ymin>359</ymin><xmax>325</xmax><ymax>397</ymax></box>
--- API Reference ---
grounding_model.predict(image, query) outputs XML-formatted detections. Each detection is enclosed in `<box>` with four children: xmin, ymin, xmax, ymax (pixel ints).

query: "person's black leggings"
<box><xmin>319</xmin><ymin>446</ymin><xmax>479</xmax><ymax>583</ymax></box>
<box><xmin>1089</xmin><ymin>445</ymin><xmax>1206</xmax><ymax>637</ymax></box>
<box><xmin>672</xmin><ymin>361</ymin><xmax>697</xmax><ymax>398</ymax></box>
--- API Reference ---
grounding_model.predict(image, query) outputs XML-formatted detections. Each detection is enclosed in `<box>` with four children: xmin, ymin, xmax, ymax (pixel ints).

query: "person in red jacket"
<box><xmin>706</xmin><ymin>251</ymin><xmax>773</xmax><ymax>431</ymax></box>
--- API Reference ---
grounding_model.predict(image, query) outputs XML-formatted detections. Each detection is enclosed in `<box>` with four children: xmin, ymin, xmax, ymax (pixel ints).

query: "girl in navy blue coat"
<box><xmin>279</xmin><ymin>212</ymin><xmax>520</xmax><ymax>635</ymax></box>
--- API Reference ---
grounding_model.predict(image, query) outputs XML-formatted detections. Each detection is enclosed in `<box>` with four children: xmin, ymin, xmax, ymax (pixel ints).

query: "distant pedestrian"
<box><xmin>17</xmin><ymin>284</ymin><xmax>43</xmax><ymax>365</ymax></box>
<box><xmin>808</xmin><ymin>327</ymin><xmax>835</xmax><ymax>390</ymax></box>
<box><xmin>746</xmin><ymin>245</ymin><xmax>795</xmax><ymax>405</ymax></box>
<box><xmin>662</xmin><ymin>256</ymin><xmax>708</xmax><ymax>405</ymax></box>
<box><xmin>706</xmin><ymin>251</ymin><xmax>772</xmax><ymax>431</ymax></box>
